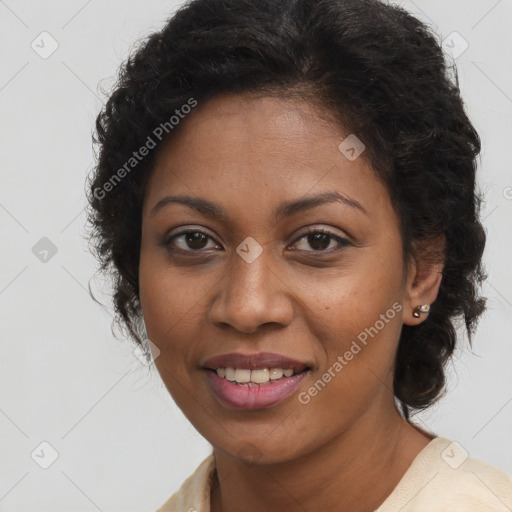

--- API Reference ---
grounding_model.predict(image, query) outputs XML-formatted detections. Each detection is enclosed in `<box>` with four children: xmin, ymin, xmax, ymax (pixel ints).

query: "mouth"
<box><xmin>202</xmin><ymin>351</ymin><xmax>311</xmax><ymax>373</ymax></box>
<box><xmin>205</xmin><ymin>366</ymin><xmax>311</xmax><ymax>385</ymax></box>
<box><xmin>201</xmin><ymin>352</ymin><xmax>313</xmax><ymax>410</ymax></box>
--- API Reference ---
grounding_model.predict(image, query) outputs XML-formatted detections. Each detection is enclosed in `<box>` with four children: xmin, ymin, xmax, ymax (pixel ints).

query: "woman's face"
<box><xmin>139</xmin><ymin>94</ymin><xmax>415</xmax><ymax>463</ymax></box>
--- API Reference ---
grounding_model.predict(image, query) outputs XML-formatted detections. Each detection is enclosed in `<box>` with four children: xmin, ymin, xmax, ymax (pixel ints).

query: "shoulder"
<box><xmin>437</xmin><ymin>444</ymin><xmax>512</xmax><ymax>511</ymax></box>
<box><xmin>155</xmin><ymin>453</ymin><xmax>215</xmax><ymax>512</ymax></box>
<box><xmin>379</xmin><ymin>437</ymin><xmax>512</xmax><ymax>512</ymax></box>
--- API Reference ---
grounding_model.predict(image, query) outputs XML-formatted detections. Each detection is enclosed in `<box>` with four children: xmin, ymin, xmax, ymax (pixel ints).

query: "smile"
<box><xmin>204</xmin><ymin>367</ymin><xmax>311</xmax><ymax>409</ymax></box>
<box><xmin>215</xmin><ymin>367</ymin><xmax>299</xmax><ymax>384</ymax></box>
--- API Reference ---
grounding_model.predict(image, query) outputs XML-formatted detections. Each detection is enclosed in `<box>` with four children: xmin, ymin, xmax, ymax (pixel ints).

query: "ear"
<box><xmin>402</xmin><ymin>235</ymin><xmax>445</xmax><ymax>326</ymax></box>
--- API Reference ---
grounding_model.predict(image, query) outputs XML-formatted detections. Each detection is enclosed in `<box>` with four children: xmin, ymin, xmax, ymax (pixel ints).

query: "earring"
<box><xmin>412</xmin><ymin>304</ymin><xmax>430</xmax><ymax>318</ymax></box>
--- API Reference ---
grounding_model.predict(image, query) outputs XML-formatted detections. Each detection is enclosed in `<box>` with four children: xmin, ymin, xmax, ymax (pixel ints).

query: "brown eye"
<box><xmin>183</xmin><ymin>232</ymin><xmax>209</xmax><ymax>250</ymax></box>
<box><xmin>307</xmin><ymin>232</ymin><xmax>331</xmax><ymax>251</ymax></box>
<box><xmin>164</xmin><ymin>230</ymin><xmax>219</xmax><ymax>252</ymax></box>
<box><xmin>292</xmin><ymin>229</ymin><xmax>351</xmax><ymax>253</ymax></box>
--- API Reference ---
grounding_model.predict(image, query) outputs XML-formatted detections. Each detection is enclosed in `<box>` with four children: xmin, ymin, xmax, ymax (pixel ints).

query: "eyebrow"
<box><xmin>150</xmin><ymin>191</ymin><xmax>368</xmax><ymax>220</ymax></box>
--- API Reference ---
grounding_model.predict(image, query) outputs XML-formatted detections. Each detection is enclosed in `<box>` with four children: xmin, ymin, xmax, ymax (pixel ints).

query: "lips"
<box><xmin>201</xmin><ymin>352</ymin><xmax>312</xmax><ymax>410</ymax></box>
<box><xmin>202</xmin><ymin>352</ymin><xmax>311</xmax><ymax>373</ymax></box>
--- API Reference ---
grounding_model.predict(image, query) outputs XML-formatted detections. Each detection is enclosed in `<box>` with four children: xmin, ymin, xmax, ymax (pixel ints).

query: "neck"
<box><xmin>210</xmin><ymin>397</ymin><xmax>432</xmax><ymax>512</ymax></box>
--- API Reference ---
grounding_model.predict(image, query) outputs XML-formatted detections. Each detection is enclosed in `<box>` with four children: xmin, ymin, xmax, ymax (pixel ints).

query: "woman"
<box><xmin>87</xmin><ymin>0</ymin><xmax>512</xmax><ymax>510</ymax></box>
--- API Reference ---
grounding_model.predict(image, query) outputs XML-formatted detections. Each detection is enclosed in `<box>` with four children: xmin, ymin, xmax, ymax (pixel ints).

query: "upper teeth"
<box><xmin>216</xmin><ymin>367</ymin><xmax>295</xmax><ymax>384</ymax></box>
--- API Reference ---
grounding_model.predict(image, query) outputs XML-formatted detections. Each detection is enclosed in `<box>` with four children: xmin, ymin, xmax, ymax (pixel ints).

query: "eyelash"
<box><xmin>162</xmin><ymin>227</ymin><xmax>352</xmax><ymax>255</ymax></box>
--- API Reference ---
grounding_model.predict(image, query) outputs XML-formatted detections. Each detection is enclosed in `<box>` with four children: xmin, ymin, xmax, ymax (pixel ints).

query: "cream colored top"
<box><xmin>157</xmin><ymin>437</ymin><xmax>512</xmax><ymax>511</ymax></box>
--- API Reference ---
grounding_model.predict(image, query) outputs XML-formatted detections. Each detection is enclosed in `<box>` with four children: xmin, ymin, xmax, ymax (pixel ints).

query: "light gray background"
<box><xmin>1</xmin><ymin>1</ymin><xmax>511</xmax><ymax>510</ymax></box>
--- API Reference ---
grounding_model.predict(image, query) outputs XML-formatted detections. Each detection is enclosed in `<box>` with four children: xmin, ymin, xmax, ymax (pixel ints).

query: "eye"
<box><xmin>162</xmin><ymin>227</ymin><xmax>352</xmax><ymax>254</ymax></box>
<box><xmin>163</xmin><ymin>229</ymin><xmax>221</xmax><ymax>252</ymax></box>
<box><xmin>291</xmin><ymin>228</ymin><xmax>352</xmax><ymax>253</ymax></box>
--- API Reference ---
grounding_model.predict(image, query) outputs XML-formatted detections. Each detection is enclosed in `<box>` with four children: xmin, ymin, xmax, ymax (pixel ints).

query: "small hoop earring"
<box><xmin>412</xmin><ymin>304</ymin><xmax>430</xmax><ymax>318</ymax></box>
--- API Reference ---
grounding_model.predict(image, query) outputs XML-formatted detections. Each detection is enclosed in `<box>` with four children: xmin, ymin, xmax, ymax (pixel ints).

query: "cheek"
<box><xmin>138</xmin><ymin>253</ymin><xmax>210</xmax><ymax>362</ymax></box>
<box><xmin>295</xmin><ymin>247</ymin><xmax>404</xmax><ymax>384</ymax></box>
<box><xmin>300</xmin><ymin>254</ymin><xmax>403</xmax><ymax>338</ymax></box>
<box><xmin>139</xmin><ymin>259</ymin><xmax>211</xmax><ymax>411</ymax></box>
<box><xmin>296</xmin><ymin>282</ymin><xmax>403</xmax><ymax>430</ymax></box>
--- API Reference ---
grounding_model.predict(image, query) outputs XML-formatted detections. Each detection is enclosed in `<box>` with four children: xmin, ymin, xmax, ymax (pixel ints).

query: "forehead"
<box><xmin>143</xmin><ymin>94</ymin><xmax>392</xmax><ymax>222</ymax></box>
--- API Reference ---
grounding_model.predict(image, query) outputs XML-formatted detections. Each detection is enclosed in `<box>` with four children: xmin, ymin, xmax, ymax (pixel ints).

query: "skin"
<box><xmin>139</xmin><ymin>93</ymin><xmax>444</xmax><ymax>512</ymax></box>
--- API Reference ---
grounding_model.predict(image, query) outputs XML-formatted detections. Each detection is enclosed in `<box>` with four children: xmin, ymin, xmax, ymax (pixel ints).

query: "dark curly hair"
<box><xmin>86</xmin><ymin>0</ymin><xmax>487</xmax><ymax>419</ymax></box>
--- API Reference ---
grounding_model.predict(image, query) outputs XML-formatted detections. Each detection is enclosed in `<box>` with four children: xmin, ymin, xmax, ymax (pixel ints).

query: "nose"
<box><xmin>208</xmin><ymin>249</ymin><xmax>294</xmax><ymax>334</ymax></box>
